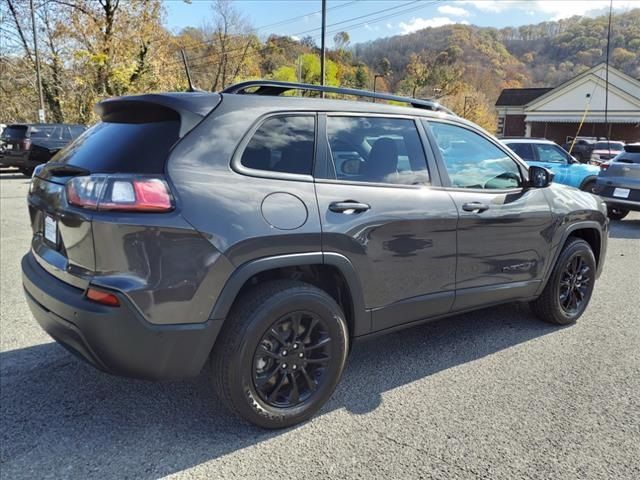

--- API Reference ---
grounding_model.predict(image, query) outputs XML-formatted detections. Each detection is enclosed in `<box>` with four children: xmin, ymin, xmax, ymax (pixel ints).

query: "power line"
<box><xmin>175</xmin><ymin>0</ymin><xmax>443</xmax><ymax>72</ymax></box>
<box><xmin>167</xmin><ymin>0</ymin><xmax>442</xmax><ymax>69</ymax></box>
<box><xmin>178</xmin><ymin>0</ymin><xmax>359</xmax><ymax>54</ymax></box>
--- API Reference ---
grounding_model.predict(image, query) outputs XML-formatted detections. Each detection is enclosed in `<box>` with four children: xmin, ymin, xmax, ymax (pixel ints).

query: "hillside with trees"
<box><xmin>2</xmin><ymin>0</ymin><xmax>639</xmax><ymax>133</ymax></box>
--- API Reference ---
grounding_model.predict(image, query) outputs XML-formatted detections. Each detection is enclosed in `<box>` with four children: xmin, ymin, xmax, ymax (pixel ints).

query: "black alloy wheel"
<box><xmin>212</xmin><ymin>279</ymin><xmax>349</xmax><ymax>429</ymax></box>
<box><xmin>530</xmin><ymin>237</ymin><xmax>596</xmax><ymax>325</ymax></box>
<box><xmin>253</xmin><ymin>311</ymin><xmax>331</xmax><ymax>408</ymax></box>
<box><xmin>558</xmin><ymin>254</ymin><xmax>592</xmax><ymax>316</ymax></box>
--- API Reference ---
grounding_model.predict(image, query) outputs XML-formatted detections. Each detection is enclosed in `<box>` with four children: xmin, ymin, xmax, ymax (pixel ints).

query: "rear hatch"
<box><xmin>1</xmin><ymin>125</ymin><xmax>30</xmax><ymax>159</ymax></box>
<box><xmin>598</xmin><ymin>145</ymin><xmax>640</xmax><ymax>202</ymax></box>
<box><xmin>27</xmin><ymin>93</ymin><xmax>221</xmax><ymax>288</ymax></box>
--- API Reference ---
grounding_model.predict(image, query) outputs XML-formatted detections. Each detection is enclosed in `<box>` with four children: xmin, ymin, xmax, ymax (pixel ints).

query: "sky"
<box><xmin>163</xmin><ymin>0</ymin><xmax>640</xmax><ymax>46</ymax></box>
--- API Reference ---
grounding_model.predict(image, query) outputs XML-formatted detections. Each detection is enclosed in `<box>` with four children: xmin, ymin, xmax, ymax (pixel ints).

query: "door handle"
<box><xmin>462</xmin><ymin>202</ymin><xmax>490</xmax><ymax>213</ymax></box>
<box><xmin>329</xmin><ymin>201</ymin><xmax>370</xmax><ymax>214</ymax></box>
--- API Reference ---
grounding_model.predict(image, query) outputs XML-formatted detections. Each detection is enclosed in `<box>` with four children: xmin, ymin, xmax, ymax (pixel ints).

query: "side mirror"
<box><xmin>528</xmin><ymin>165</ymin><xmax>554</xmax><ymax>188</ymax></box>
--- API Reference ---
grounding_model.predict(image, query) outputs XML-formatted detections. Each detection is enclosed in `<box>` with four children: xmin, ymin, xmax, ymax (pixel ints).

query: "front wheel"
<box><xmin>212</xmin><ymin>279</ymin><xmax>349</xmax><ymax>429</ymax></box>
<box><xmin>607</xmin><ymin>207</ymin><xmax>629</xmax><ymax>220</ymax></box>
<box><xmin>530</xmin><ymin>238</ymin><xmax>596</xmax><ymax>325</ymax></box>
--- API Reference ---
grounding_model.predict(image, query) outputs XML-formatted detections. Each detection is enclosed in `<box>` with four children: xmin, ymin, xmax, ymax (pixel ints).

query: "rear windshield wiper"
<box><xmin>42</xmin><ymin>162</ymin><xmax>90</xmax><ymax>177</ymax></box>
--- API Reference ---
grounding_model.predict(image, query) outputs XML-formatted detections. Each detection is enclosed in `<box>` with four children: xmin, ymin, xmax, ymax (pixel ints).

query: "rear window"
<box><xmin>614</xmin><ymin>152</ymin><xmax>640</xmax><ymax>164</ymax></box>
<box><xmin>1</xmin><ymin>126</ymin><xmax>28</xmax><ymax>140</ymax></box>
<box><xmin>54</xmin><ymin>120</ymin><xmax>180</xmax><ymax>173</ymax></box>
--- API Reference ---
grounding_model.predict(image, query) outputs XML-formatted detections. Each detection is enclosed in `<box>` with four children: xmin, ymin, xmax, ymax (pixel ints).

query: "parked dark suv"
<box><xmin>0</xmin><ymin>123</ymin><xmax>85</xmax><ymax>176</ymax></box>
<box><xmin>22</xmin><ymin>82</ymin><xmax>608</xmax><ymax>428</ymax></box>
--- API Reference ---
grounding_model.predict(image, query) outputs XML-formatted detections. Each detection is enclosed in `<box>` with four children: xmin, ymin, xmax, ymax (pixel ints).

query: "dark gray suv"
<box><xmin>22</xmin><ymin>81</ymin><xmax>608</xmax><ymax>428</ymax></box>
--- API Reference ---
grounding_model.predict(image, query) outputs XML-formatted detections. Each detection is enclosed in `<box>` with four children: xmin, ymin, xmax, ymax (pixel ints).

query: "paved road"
<box><xmin>1</xmin><ymin>170</ymin><xmax>639</xmax><ymax>479</ymax></box>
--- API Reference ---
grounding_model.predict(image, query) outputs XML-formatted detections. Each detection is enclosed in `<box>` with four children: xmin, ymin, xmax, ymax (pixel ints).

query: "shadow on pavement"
<box><xmin>0</xmin><ymin>169</ymin><xmax>29</xmax><ymax>181</ymax></box>
<box><xmin>608</xmin><ymin>218</ymin><xmax>640</xmax><ymax>239</ymax></box>
<box><xmin>0</xmin><ymin>303</ymin><xmax>560</xmax><ymax>479</ymax></box>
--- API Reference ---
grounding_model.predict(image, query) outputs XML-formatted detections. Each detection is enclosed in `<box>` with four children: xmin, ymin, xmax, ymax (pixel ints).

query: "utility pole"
<box><xmin>30</xmin><ymin>0</ymin><xmax>46</xmax><ymax>123</ymax></box>
<box><xmin>373</xmin><ymin>74</ymin><xmax>383</xmax><ymax>101</ymax></box>
<box><xmin>604</xmin><ymin>0</ymin><xmax>613</xmax><ymax>143</ymax></box>
<box><xmin>320</xmin><ymin>0</ymin><xmax>326</xmax><ymax>96</ymax></box>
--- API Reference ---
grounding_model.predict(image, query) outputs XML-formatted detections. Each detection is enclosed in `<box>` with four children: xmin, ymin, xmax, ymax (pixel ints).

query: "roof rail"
<box><xmin>221</xmin><ymin>80</ymin><xmax>455</xmax><ymax>115</ymax></box>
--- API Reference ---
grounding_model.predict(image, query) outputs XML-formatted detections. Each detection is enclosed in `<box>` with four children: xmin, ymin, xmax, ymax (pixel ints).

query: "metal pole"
<box><xmin>373</xmin><ymin>75</ymin><xmax>381</xmax><ymax>102</ymax></box>
<box><xmin>30</xmin><ymin>0</ymin><xmax>45</xmax><ymax>123</ymax></box>
<box><xmin>604</xmin><ymin>0</ymin><xmax>612</xmax><ymax>145</ymax></box>
<box><xmin>320</xmin><ymin>0</ymin><xmax>326</xmax><ymax>96</ymax></box>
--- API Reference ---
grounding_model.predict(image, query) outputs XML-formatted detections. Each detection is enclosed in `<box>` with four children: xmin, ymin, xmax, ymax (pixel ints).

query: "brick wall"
<box><xmin>530</xmin><ymin>122</ymin><xmax>640</xmax><ymax>144</ymax></box>
<box><xmin>502</xmin><ymin>114</ymin><xmax>526</xmax><ymax>137</ymax></box>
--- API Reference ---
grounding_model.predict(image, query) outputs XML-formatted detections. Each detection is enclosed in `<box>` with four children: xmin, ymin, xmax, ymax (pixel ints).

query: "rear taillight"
<box><xmin>86</xmin><ymin>287</ymin><xmax>120</xmax><ymax>307</ymax></box>
<box><xmin>20</xmin><ymin>138</ymin><xmax>31</xmax><ymax>150</ymax></box>
<box><xmin>66</xmin><ymin>174</ymin><xmax>173</xmax><ymax>212</ymax></box>
<box><xmin>600</xmin><ymin>162</ymin><xmax>610</xmax><ymax>172</ymax></box>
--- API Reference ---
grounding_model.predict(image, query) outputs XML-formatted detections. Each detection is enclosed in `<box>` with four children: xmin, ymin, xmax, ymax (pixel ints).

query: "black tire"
<box><xmin>19</xmin><ymin>167</ymin><xmax>33</xmax><ymax>177</ymax></box>
<box><xmin>530</xmin><ymin>237</ymin><xmax>596</xmax><ymax>325</ymax></box>
<box><xmin>607</xmin><ymin>207</ymin><xmax>629</xmax><ymax>221</ymax></box>
<box><xmin>211</xmin><ymin>279</ymin><xmax>349</xmax><ymax>429</ymax></box>
<box><xmin>580</xmin><ymin>180</ymin><xmax>597</xmax><ymax>194</ymax></box>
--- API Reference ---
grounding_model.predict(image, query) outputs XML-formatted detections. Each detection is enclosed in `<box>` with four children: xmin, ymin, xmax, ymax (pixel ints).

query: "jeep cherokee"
<box><xmin>22</xmin><ymin>81</ymin><xmax>608</xmax><ymax>429</ymax></box>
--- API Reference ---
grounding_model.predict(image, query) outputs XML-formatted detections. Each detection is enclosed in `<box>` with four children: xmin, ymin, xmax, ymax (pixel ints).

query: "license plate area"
<box><xmin>44</xmin><ymin>215</ymin><xmax>58</xmax><ymax>245</ymax></box>
<box><xmin>613</xmin><ymin>187</ymin><xmax>630</xmax><ymax>198</ymax></box>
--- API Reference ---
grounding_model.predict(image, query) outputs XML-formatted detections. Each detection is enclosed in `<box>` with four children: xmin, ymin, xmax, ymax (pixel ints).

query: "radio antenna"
<box><xmin>181</xmin><ymin>48</ymin><xmax>197</xmax><ymax>92</ymax></box>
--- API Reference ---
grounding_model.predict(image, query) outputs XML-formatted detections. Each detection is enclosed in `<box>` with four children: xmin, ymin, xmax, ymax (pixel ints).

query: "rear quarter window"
<box><xmin>239</xmin><ymin>115</ymin><xmax>315</xmax><ymax>176</ymax></box>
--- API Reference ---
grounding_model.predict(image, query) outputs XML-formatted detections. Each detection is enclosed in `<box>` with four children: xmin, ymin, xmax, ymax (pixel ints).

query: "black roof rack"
<box><xmin>222</xmin><ymin>80</ymin><xmax>455</xmax><ymax>115</ymax></box>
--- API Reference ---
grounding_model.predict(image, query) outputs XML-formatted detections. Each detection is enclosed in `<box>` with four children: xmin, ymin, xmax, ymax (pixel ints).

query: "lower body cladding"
<box><xmin>22</xmin><ymin>252</ymin><xmax>222</xmax><ymax>380</ymax></box>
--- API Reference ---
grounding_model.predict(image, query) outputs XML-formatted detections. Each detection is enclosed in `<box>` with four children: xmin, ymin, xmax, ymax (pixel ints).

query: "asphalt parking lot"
<box><xmin>1</xmin><ymin>170</ymin><xmax>639</xmax><ymax>479</ymax></box>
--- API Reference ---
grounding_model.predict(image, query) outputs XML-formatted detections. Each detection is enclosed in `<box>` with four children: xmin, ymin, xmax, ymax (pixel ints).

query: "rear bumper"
<box><xmin>22</xmin><ymin>252</ymin><xmax>222</xmax><ymax>379</ymax></box>
<box><xmin>598</xmin><ymin>196</ymin><xmax>640</xmax><ymax>212</ymax></box>
<box><xmin>0</xmin><ymin>151</ymin><xmax>34</xmax><ymax>168</ymax></box>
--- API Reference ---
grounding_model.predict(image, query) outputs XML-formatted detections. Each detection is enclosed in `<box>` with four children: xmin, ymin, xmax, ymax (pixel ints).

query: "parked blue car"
<box><xmin>503</xmin><ymin>138</ymin><xmax>600</xmax><ymax>193</ymax></box>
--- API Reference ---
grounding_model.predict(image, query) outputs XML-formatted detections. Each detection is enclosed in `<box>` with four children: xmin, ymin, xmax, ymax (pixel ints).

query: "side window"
<box><xmin>61</xmin><ymin>126</ymin><xmax>74</xmax><ymax>140</ymax></box>
<box><xmin>427</xmin><ymin>121</ymin><xmax>522</xmax><ymax>190</ymax></box>
<box><xmin>326</xmin><ymin>116</ymin><xmax>429</xmax><ymax>185</ymax></box>
<box><xmin>240</xmin><ymin>116</ymin><xmax>315</xmax><ymax>175</ymax></box>
<box><xmin>507</xmin><ymin>143</ymin><xmax>534</xmax><ymax>162</ymax></box>
<box><xmin>69</xmin><ymin>126</ymin><xmax>86</xmax><ymax>138</ymax></box>
<box><xmin>534</xmin><ymin>144</ymin><xmax>568</xmax><ymax>163</ymax></box>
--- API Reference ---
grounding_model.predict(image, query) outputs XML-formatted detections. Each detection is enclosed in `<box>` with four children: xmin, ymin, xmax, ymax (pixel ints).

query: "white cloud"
<box><xmin>399</xmin><ymin>17</ymin><xmax>470</xmax><ymax>34</ymax></box>
<box><xmin>290</xmin><ymin>35</ymin><xmax>300</xmax><ymax>41</ymax></box>
<box><xmin>386</xmin><ymin>23</ymin><xmax>393</xmax><ymax>29</ymax></box>
<box><xmin>456</xmin><ymin>1</ymin><xmax>515</xmax><ymax>13</ymax></box>
<box><xmin>437</xmin><ymin>5</ymin><xmax>471</xmax><ymax>17</ymax></box>
<box><xmin>364</xmin><ymin>23</ymin><xmax>381</xmax><ymax>32</ymax></box>
<box><xmin>456</xmin><ymin>0</ymin><xmax>639</xmax><ymax>20</ymax></box>
<box><xmin>532</xmin><ymin>0</ymin><xmax>639</xmax><ymax>20</ymax></box>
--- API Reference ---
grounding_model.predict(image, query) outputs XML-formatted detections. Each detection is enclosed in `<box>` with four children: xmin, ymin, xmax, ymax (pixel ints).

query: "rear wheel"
<box><xmin>530</xmin><ymin>237</ymin><xmax>596</xmax><ymax>325</ymax></box>
<box><xmin>580</xmin><ymin>180</ymin><xmax>597</xmax><ymax>194</ymax></box>
<box><xmin>18</xmin><ymin>167</ymin><xmax>33</xmax><ymax>177</ymax></box>
<box><xmin>212</xmin><ymin>279</ymin><xmax>349</xmax><ymax>429</ymax></box>
<box><xmin>607</xmin><ymin>207</ymin><xmax>629</xmax><ymax>220</ymax></box>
